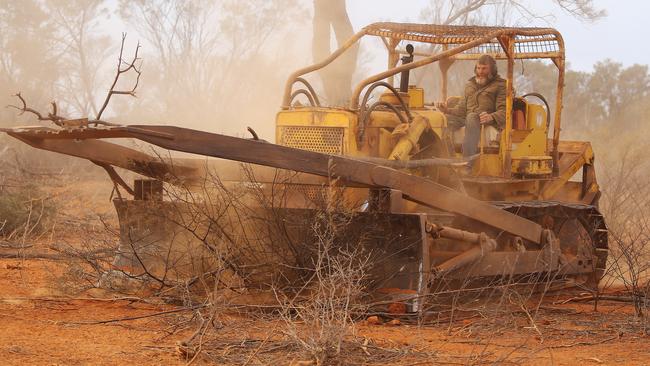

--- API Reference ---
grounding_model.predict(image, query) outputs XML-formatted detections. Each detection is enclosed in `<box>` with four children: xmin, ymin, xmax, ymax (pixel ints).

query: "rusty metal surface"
<box><xmin>426</xmin><ymin>222</ymin><xmax>482</xmax><ymax>244</ymax></box>
<box><xmin>2</xmin><ymin>123</ymin><xmax>544</xmax><ymax>243</ymax></box>
<box><xmin>365</xmin><ymin>23</ymin><xmax>564</xmax><ymax>62</ymax></box>
<box><xmin>433</xmin><ymin>233</ymin><xmax>497</xmax><ymax>276</ymax></box>
<box><xmin>541</xmin><ymin>140</ymin><xmax>594</xmax><ymax>201</ymax></box>
<box><xmin>1</xmin><ymin>126</ymin><xmax>333</xmax><ymax>187</ymax></box>
<box><xmin>492</xmin><ymin>200</ymin><xmax>608</xmax><ymax>286</ymax></box>
<box><xmin>122</xmin><ymin>125</ymin><xmax>544</xmax><ymax>243</ymax></box>
<box><xmin>441</xmin><ymin>246</ymin><xmax>559</xmax><ymax>279</ymax></box>
<box><xmin>4</xmin><ymin>127</ymin><xmax>199</xmax><ymax>182</ymax></box>
<box><xmin>504</xmin><ymin>36</ymin><xmax>515</xmax><ymax>177</ymax></box>
<box><xmin>364</xmin><ymin>22</ymin><xmax>561</xmax><ymax>45</ymax></box>
<box><xmin>282</xmin><ymin>29</ymin><xmax>366</xmax><ymax>107</ymax></box>
<box><xmin>113</xmin><ymin>200</ymin><xmax>430</xmax><ymax>293</ymax></box>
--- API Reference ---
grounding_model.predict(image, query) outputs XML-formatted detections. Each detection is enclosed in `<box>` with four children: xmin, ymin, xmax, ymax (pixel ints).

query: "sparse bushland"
<box><xmin>161</xmin><ymin>171</ymin><xmax>383</xmax><ymax>364</ymax></box>
<box><xmin>51</xmin><ymin>162</ymin><xmax>567</xmax><ymax>364</ymax></box>
<box><xmin>0</xmin><ymin>183</ymin><xmax>56</xmax><ymax>241</ymax></box>
<box><xmin>599</xmin><ymin>146</ymin><xmax>650</xmax><ymax>332</ymax></box>
<box><xmin>0</xmin><ymin>145</ymin><xmax>58</xmax><ymax>243</ymax></box>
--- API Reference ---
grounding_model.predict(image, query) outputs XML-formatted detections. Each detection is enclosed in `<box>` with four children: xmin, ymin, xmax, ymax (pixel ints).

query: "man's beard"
<box><xmin>475</xmin><ymin>75</ymin><xmax>489</xmax><ymax>86</ymax></box>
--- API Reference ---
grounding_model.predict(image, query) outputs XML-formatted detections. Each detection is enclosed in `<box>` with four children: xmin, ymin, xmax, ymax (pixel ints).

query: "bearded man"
<box><xmin>437</xmin><ymin>54</ymin><xmax>506</xmax><ymax>157</ymax></box>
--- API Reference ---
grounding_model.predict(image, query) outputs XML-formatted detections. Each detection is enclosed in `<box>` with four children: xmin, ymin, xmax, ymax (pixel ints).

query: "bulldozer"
<box><xmin>2</xmin><ymin>23</ymin><xmax>607</xmax><ymax>311</ymax></box>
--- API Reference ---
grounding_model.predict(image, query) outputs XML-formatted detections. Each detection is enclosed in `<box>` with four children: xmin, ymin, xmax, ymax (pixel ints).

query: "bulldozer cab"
<box><xmin>280</xmin><ymin>23</ymin><xmax>567</xmax><ymax>180</ymax></box>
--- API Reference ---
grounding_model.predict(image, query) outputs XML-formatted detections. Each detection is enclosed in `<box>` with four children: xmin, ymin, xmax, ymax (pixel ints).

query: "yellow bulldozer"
<box><xmin>2</xmin><ymin>23</ymin><xmax>607</xmax><ymax>310</ymax></box>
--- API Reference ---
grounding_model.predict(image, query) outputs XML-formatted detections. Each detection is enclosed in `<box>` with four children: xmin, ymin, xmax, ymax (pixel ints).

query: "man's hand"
<box><xmin>436</xmin><ymin>101</ymin><xmax>448</xmax><ymax>113</ymax></box>
<box><xmin>479</xmin><ymin>112</ymin><xmax>493</xmax><ymax>124</ymax></box>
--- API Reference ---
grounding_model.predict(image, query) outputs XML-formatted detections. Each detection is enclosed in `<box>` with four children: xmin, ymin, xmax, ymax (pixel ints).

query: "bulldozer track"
<box><xmin>493</xmin><ymin>200</ymin><xmax>608</xmax><ymax>288</ymax></box>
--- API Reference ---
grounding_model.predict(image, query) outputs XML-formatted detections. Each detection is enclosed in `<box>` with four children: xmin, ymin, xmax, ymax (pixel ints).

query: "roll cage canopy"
<box><xmin>282</xmin><ymin>22</ymin><xmax>566</xmax><ymax>175</ymax></box>
<box><xmin>365</xmin><ymin>22</ymin><xmax>564</xmax><ymax>59</ymax></box>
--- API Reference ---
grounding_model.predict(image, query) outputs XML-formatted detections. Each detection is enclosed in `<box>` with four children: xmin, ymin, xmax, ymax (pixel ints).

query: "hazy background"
<box><xmin>0</xmin><ymin>0</ymin><xmax>647</xmax><ymax>188</ymax></box>
<box><xmin>349</xmin><ymin>0</ymin><xmax>649</xmax><ymax>71</ymax></box>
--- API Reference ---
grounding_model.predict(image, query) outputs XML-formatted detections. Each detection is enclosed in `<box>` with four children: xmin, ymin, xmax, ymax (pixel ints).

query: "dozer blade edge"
<box><xmin>3</xmin><ymin>124</ymin><xmax>543</xmax><ymax>244</ymax></box>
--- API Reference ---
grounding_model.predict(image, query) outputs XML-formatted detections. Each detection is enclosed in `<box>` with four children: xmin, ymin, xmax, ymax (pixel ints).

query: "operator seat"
<box><xmin>445</xmin><ymin>96</ymin><xmax>500</xmax><ymax>154</ymax></box>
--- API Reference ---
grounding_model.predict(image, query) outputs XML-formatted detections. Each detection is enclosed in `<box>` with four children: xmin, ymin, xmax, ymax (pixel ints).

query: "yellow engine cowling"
<box><xmin>275</xmin><ymin>107</ymin><xmax>446</xmax><ymax>161</ymax></box>
<box><xmin>275</xmin><ymin>88</ymin><xmax>446</xmax><ymax>212</ymax></box>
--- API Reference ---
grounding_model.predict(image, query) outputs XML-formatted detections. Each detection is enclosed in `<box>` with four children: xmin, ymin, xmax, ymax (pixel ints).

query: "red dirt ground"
<box><xmin>1</xmin><ymin>256</ymin><xmax>649</xmax><ymax>365</ymax></box>
<box><xmin>1</xmin><ymin>177</ymin><xmax>649</xmax><ymax>365</ymax></box>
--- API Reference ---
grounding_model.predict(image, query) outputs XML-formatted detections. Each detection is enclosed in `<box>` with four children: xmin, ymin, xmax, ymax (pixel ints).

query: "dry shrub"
<box><xmin>44</xmin><ymin>156</ymin><xmax>611</xmax><ymax>363</ymax></box>
<box><xmin>0</xmin><ymin>184</ymin><xmax>55</xmax><ymax>238</ymax></box>
<box><xmin>166</xmin><ymin>171</ymin><xmax>377</xmax><ymax>364</ymax></box>
<box><xmin>111</xmin><ymin>165</ymin><xmax>401</xmax><ymax>364</ymax></box>
<box><xmin>0</xmin><ymin>145</ymin><xmax>58</xmax><ymax>241</ymax></box>
<box><xmin>599</xmin><ymin>147</ymin><xmax>650</xmax><ymax>330</ymax></box>
<box><xmin>275</xmin><ymin>206</ymin><xmax>372</xmax><ymax>365</ymax></box>
<box><xmin>54</xmin><ymin>229</ymin><xmax>123</xmax><ymax>295</ymax></box>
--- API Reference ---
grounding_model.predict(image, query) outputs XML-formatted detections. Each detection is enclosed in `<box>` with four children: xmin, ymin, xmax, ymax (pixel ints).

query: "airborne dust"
<box><xmin>0</xmin><ymin>1</ymin><xmax>649</xmax><ymax>365</ymax></box>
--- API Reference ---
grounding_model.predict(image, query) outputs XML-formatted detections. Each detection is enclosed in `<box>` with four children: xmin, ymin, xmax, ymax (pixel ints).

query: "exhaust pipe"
<box><xmin>399</xmin><ymin>44</ymin><xmax>414</xmax><ymax>92</ymax></box>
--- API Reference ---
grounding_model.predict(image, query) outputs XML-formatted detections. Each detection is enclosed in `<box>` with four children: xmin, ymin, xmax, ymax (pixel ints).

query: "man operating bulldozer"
<box><xmin>437</xmin><ymin>54</ymin><xmax>506</xmax><ymax>157</ymax></box>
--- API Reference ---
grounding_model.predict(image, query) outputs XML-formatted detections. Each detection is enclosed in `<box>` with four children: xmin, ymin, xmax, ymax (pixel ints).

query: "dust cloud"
<box><xmin>0</xmin><ymin>0</ymin><xmax>312</xmax><ymax>141</ymax></box>
<box><xmin>0</xmin><ymin>0</ymin><xmax>318</xmax><ymax>215</ymax></box>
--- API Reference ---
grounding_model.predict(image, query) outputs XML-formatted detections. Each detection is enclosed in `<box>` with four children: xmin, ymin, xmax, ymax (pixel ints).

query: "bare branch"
<box><xmin>7</xmin><ymin>93</ymin><xmax>44</xmax><ymax>119</ymax></box>
<box><xmin>443</xmin><ymin>0</ymin><xmax>487</xmax><ymax>25</ymax></box>
<box><xmin>7</xmin><ymin>92</ymin><xmax>67</xmax><ymax>126</ymax></box>
<box><xmin>553</xmin><ymin>0</ymin><xmax>606</xmax><ymax>22</ymax></box>
<box><xmin>95</xmin><ymin>33</ymin><xmax>143</xmax><ymax>121</ymax></box>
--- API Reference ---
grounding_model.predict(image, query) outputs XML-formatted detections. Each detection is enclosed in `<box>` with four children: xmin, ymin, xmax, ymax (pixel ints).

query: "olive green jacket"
<box><xmin>448</xmin><ymin>75</ymin><xmax>507</xmax><ymax>129</ymax></box>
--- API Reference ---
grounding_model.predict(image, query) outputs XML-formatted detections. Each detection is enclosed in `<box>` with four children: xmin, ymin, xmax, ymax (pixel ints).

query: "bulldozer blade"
<box><xmin>2</xmin><ymin>124</ymin><xmax>543</xmax><ymax>243</ymax></box>
<box><xmin>110</xmin><ymin>198</ymin><xmax>431</xmax><ymax>309</ymax></box>
<box><xmin>121</xmin><ymin>125</ymin><xmax>544</xmax><ymax>244</ymax></box>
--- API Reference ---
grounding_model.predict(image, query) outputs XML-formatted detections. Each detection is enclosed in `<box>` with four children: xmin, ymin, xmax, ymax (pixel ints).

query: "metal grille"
<box><xmin>287</xmin><ymin>184</ymin><xmax>328</xmax><ymax>206</ymax></box>
<box><xmin>366</xmin><ymin>22</ymin><xmax>562</xmax><ymax>59</ymax></box>
<box><xmin>459</xmin><ymin>35</ymin><xmax>560</xmax><ymax>56</ymax></box>
<box><xmin>279</xmin><ymin>126</ymin><xmax>344</xmax><ymax>155</ymax></box>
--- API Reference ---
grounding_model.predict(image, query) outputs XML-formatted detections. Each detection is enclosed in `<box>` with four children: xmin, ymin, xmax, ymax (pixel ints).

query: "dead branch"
<box><xmin>548</xmin><ymin>335</ymin><xmax>618</xmax><ymax>349</ymax></box>
<box><xmin>0</xmin><ymin>296</ymin><xmax>151</xmax><ymax>304</ymax></box>
<box><xmin>65</xmin><ymin>304</ymin><xmax>206</xmax><ymax>325</ymax></box>
<box><xmin>242</xmin><ymin>328</ymin><xmax>277</xmax><ymax>366</ymax></box>
<box><xmin>95</xmin><ymin>32</ymin><xmax>142</xmax><ymax>121</ymax></box>
<box><xmin>0</xmin><ymin>240</ymin><xmax>33</xmax><ymax>249</ymax></box>
<box><xmin>124</xmin><ymin>230</ymin><xmax>168</xmax><ymax>286</ymax></box>
<box><xmin>0</xmin><ymin>250</ymin><xmax>64</xmax><ymax>260</ymax></box>
<box><xmin>557</xmin><ymin>294</ymin><xmax>647</xmax><ymax>304</ymax></box>
<box><xmin>7</xmin><ymin>92</ymin><xmax>67</xmax><ymax>126</ymax></box>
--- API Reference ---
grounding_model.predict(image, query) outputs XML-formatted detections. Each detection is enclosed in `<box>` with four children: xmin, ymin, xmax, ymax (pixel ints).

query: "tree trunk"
<box><xmin>312</xmin><ymin>0</ymin><xmax>357</xmax><ymax>106</ymax></box>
